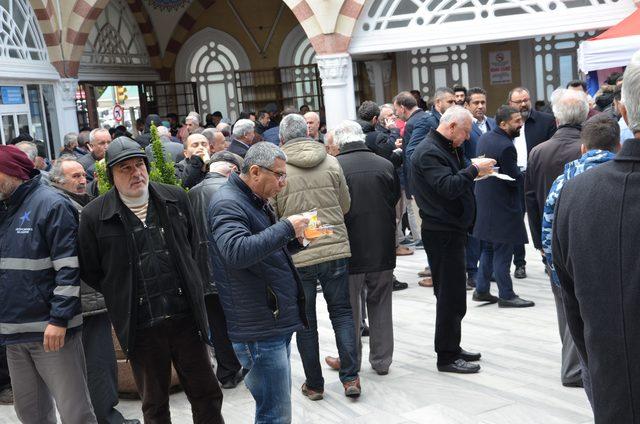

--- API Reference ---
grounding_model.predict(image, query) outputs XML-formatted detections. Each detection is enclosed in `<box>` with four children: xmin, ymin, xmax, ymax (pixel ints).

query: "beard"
<box><xmin>520</xmin><ymin>109</ymin><xmax>530</xmax><ymax>120</ymax></box>
<box><xmin>510</xmin><ymin>127</ymin><xmax>522</xmax><ymax>138</ymax></box>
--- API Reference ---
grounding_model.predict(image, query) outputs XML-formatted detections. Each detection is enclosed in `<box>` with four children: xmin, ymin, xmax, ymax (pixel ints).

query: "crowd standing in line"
<box><xmin>1</xmin><ymin>49</ymin><xmax>640</xmax><ymax>424</ymax></box>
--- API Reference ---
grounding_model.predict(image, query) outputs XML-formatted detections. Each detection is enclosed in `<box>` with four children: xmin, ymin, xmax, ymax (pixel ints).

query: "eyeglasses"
<box><xmin>510</xmin><ymin>98</ymin><xmax>530</xmax><ymax>105</ymax></box>
<box><xmin>258</xmin><ymin>165</ymin><xmax>287</xmax><ymax>183</ymax></box>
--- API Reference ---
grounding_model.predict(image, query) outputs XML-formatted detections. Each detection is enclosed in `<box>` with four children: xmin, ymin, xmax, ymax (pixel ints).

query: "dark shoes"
<box><xmin>343</xmin><ymin>377</ymin><xmax>361</xmax><ymax>398</ymax></box>
<box><xmin>458</xmin><ymin>349</ymin><xmax>481</xmax><ymax>362</ymax></box>
<box><xmin>0</xmin><ymin>387</ymin><xmax>13</xmax><ymax>405</ymax></box>
<box><xmin>466</xmin><ymin>276</ymin><xmax>476</xmax><ymax>290</ymax></box>
<box><xmin>472</xmin><ymin>291</ymin><xmax>498</xmax><ymax>304</ymax></box>
<box><xmin>437</xmin><ymin>358</ymin><xmax>481</xmax><ymax>374</ymax></box>
<box><xmin>221</xmin><ymin>369</ymin><xmax>246</xmax><ymax>389</ymax></box>
<box><xmin>361</xmin><ymin>325</ymin><xmax>370</xmax><ymax>337</ymax></box>
<box><xmin>413</xmin><ymin>240</ymin><xmax>424</xmax><ymax>250</ymax></box>
<box><xmin>514</xmin><ymin>266</ymin><xmax>527</xmax><ymax>279</ymax></box>
<box><xmin>393</xmin><ymin>278</ymin><xmax>409</xmax><ymax>291</ymax></box>
<box><xmin>498</xmin><ymin>296</ymin><xmax>535</xmax><ymax>308</ymax></box>
<box><xmin>302</xmin><ymin>383</ymin><xmax>324</xmax><ymax>401</ymax></box>
<box><xmin>124</xmin><ymin>420</ymin><xmax>141</xmax><ymax>424</ymax></box>
<box><xmin>563</xmin><ymin>380</ymin><xmax>584</xmax><ymax>388</ymax></box>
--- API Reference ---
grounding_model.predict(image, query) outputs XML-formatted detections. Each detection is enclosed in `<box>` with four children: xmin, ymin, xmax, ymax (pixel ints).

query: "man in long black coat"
<box><xmin>473</xmin><ymin>105</ymin><xmax>534</xmax><ymax>308</ymax></box>
<box><xmin>335</xmin><ymin>121</ymin><xmax>400</xmax><ymax>375</ymax></box>
<box><xmin>552</xmin><ymin>55</ymin><xmax>640</xmax><ymax>424</ymax></box>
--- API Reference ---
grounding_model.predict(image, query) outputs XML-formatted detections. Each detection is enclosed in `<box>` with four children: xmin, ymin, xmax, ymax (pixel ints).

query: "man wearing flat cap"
<box><xmin>0</xmin><ymin>145</ymin><xmax>98</xmax><ymax>423</ymax></box>
<box><xmin>78</xmin><ymin>137</ymin><xmax>224</xmax><ymax>423</ymax></box>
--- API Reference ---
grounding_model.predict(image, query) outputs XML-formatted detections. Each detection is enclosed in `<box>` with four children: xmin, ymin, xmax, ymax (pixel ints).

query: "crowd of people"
<box><xmin>1</xmin><ymin>49</ymin><xmax>640</xmax><ymax>424</ymax></box>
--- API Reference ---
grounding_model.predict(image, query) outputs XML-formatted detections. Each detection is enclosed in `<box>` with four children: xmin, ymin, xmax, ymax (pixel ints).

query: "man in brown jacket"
<box><xmin>272</xmin><ymin>113</ymin><xmax>360</xmax><ymax>401</ymax></box>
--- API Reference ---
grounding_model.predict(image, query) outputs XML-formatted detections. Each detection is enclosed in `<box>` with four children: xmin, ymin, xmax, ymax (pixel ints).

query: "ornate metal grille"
<box><xmin>0</xmin><ymin>0</ymin><xmax>48</xmax><ymax>62</ymax></box>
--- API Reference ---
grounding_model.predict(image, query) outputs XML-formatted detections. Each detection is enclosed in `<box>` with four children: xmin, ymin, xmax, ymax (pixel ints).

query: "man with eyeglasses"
<box><xmin>272</xmin><ymin>114</ymin><xmax>361</xmax><ymax>401</ymax></box>
<box><xmin>507</xmin><ymin>87</ymin><xmax>556</xmax><ymax>280</ymax></box>
<box><xmin>79</xmin><ymin>137</ymin><xmax>224</xmax><ymax>423</ymax></box>
<box><xmin>208</xmin><ymin>142</ymin><xmax>310</xmax><ymax>424</ymax></box>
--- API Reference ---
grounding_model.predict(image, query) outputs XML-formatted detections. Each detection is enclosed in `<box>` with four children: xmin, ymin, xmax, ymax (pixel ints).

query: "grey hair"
<box><xmin>15</xmin><ymin>141</ymin><xmax>38</xmax><ymax>162</ymax></box>
<box><xmin>202</xmin><ymin>128</ymin><xmax>219</xmax><ymax>143</ymax></box>
<box><xmin>156</xmin><ymin>125</ymin><xmax>170</xmax><ymax>137</ymax></box>
<box><xmin>434</xmin><ymin>87</ymin><xmax>455</xmax><ymax>101</ymax></box>
<box><xmin>551</xmin><ymin>88</ymin><xmax>589</xmax><ymax>126</ymax></box>
<box><xmin>279</xmin><ymin>114</ymin><xmax>308</xmax><ymax>143</ymax></box>
<box><xmin>63</xmin><ymin>132</ymin><xmax>78</xmax><ymax>148</ymax></box>
<box><xmin>89</xmin><ymin>128</ymin><xmax>110</xmax><ymax>144</ymax></box>
<box><xmin>49</xmin><ymin>155</ymin><xmax>78</xmax><ymax>184</ymax></box>
<box><xmin>241</xmin><ymin>142</ymin><xmax>287</xmax><ymax>174</ymax></box>
<box><xmin>440</xmin><ymin>105</ymin><xmax>473</xmax><ymax>124</ymax></box>
<box><xmin>333</xmin><ymin>120</ymin><xmax>365</xmax><ymax>149</ymax></box>
<box><xmin>186</xmin><ymin>111</ymin><xmax>201</xmax><ymax>125</ymax></box>
<box><xmin>232</xmin><ymin>119</ymin><xmax>255</xmax><ymax>138</ymax></box>
<box><xmin>622</xmin><ymin>49</ymin><xmax>640</xmax><ymax>133</ymax></box>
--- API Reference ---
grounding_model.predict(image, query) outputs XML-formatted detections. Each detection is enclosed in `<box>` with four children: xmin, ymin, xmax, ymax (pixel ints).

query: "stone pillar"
<box><xmin>52</xmin><ymin>78</ymin><xmax>80</xmax><ymax>150</ymax></box>
<box><xmin>316</xmin><ymin>53</ymin><xmax>356</xmax><ymax>130</ymax></box>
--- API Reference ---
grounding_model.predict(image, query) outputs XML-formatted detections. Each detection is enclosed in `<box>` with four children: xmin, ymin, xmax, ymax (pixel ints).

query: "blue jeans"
<box><xmin>476</xmin><ymin>241</ymin><xmax>516</xmax><ymax>300</ymax></box>
<box><xmin>465</xmin><ymin>235</ymin><xmax>481</xmax><ymax>278</ymax></box>
<box><xmin>232</xmin><ymin>335</ymin><xmax>293</xmax><ymax>424</ymax></box>
<box><xmin>296</xmin><ymin>258</ymin><xmax>358</xmax><ymax>390</ymax></box>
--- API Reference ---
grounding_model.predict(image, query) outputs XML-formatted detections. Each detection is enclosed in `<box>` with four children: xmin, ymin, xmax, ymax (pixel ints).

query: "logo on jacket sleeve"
<box><xmin>16</xmin><ymin>211</ymin><xmax>33</xmax><ymax>234</ymax></box>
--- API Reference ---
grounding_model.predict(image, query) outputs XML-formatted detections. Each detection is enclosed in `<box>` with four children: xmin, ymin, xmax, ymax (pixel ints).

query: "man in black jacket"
<box><xmin>473</xmin><ymin>106</ymin><xmax>535</xmax><ymax>308</ymax></box>
<box><xmin>50</xmin><ymin>156</ymin><xmax>139</xmax><ymax>424</ymax></box>
<box><xmin>188</xmin><ymin>151</ymin><xmax>245</xmax><ymax>390</ymax></box>
<box><xmin>411</xmin><ymin>106</ymin><xmax>495</xmax><ymax>373</ymax></box>
<box><xmin>356</xmin><ymin>101</ymin><xmax>402</xmax><ymax>167</ymax></box>
<box><xmin>78</xmin><ymin>138</ymin><xmax>224</xmax><ymax>424</ymax></box>
<box><xmin>335</xmin><ymin>120</ymin><xmax>400</xmax><ymax>375</ymax></box>
<box><xmin>508</xmin><ymin>87</ymin><xmax>557</xmax><ymax>279</ymax></box>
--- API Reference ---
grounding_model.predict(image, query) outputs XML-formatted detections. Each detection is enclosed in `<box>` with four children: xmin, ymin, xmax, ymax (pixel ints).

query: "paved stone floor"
<box><xmin>0</xmin><ymin>243</ymin><xmax>594</xmax><ymax>424</ymax></box>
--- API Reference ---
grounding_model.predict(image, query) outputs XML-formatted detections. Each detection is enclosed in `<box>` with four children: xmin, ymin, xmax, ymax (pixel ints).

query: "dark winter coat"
<box><xmin>227</xmin><ymin>139</ymin><xmax>250</xmax><ymax>158</ymax></box>
<box><xmin>208</xmin><ymin>173</ymin><xmax>307</xmax><ymax>342</ymax></box>
<box><xmin>175</xmin><ymin>155</ymin><xmax>206</xmax><ymax>189</ymax></box>
<box><xmin>337</xmin><ymin>142</ymin><xmax>400</xmax><ymax>274</ymax></box>
<box><xmin>403</xmin><ymin>109</ymin><xmax>430</xmax><ymax>195</ymax></box>
<box><xmin>78</xmin><ymin>182</ymin><xmax>210</xmax><ymax>357</ymax></box>
<box><xmin>357</xmin><ymin>120</ymin><xmax>402</xmax><ymax>168</ymax></box>
<box><xmin>552</xmin><ymin>138</ymin><xmax>640</xmax><ymax>424</ymax></box>
<box><xmin>0</xmin><ymin>175</ymin><xmax>83</xmax><ymax>345</ymax></box>
<box><xmin>524</xmin><ymin>125</ymin><xmax>582</xmax><ymax>248</ymax></box>
<box><xmin>473</xmin><ymin>127</ymin><xmax>528</xmax><ymax>245</ymax></box>
<box><xmin>411</xmin><ymin>129</ymin><xmax>479</xmax><ymax>234</ymax></box>
<box><xmin>50</xmin><ymin>185</ymin><xmax>106</xmax><ymax>316</ymax></box>
<box><xmin>463</xmin><ymin>117</ymin><xmax>497</xmax><ymax>162</ymax></box>
<box><xmin>523</xmin><ymin>109</ymin><xmax>557</xmax><ymax>153</ymax></box>
<box><xmin>187</xmin><ymin>172</ymin><xmax>229</xmax><ymax>295</ymax></box>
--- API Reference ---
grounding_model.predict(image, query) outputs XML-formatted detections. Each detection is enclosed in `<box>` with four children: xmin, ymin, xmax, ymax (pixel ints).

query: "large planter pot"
<box><xmin>111</xmin><ymin>328</ymin><xmax>182</xmax><ymax>399</ymax></box>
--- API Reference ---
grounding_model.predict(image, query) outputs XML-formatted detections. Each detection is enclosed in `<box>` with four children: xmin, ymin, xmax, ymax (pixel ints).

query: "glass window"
<box><xmin>2</xmin><ymin>115</ymin><xmax>15</xmax><ymax>144</ymax></box>
<box><xmin>27</xmin><ymin>85</ymin><xmax>46</xmax><ymax>142</ymax></box>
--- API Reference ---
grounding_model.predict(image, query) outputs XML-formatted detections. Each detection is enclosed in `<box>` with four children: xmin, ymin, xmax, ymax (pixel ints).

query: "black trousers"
<box><xmin>129</xmin><ymin>316</ymin><xmax>224</xmax><ymax>424</ymax></box>
<box><xmin>422</xmin><ymin>230</ymin><xmax>467</xmax><ymax>365</ymax></box>
<box><xmin>204</xmin><ymin>294</ymin><xmax>242</xmax><ymax>383</ymax></box>
<box><xmin>83</xmin><ymin>313</ymin><xmax>126</xmax><ymax>424</ymax></box>
<box><xmin>0</xmin><ymin>345</ymin><xmax>10</xmax><ymax>391</ymax></box>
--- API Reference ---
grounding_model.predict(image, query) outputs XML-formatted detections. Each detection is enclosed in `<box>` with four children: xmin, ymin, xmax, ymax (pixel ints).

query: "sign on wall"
<box><xmin>0</xmin><ymin>86</ymin><xmax>25</xmax><ymax>104</ymax></box>
<box><xmin>489</xmin><ymin>51</ymin><xmax>512</xmax><ymax>85</ymax></box>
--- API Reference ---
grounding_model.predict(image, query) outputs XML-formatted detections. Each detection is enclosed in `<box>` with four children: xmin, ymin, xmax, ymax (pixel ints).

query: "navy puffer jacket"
<box><xmin>0</xmin><ymin>174</ymin><xmax>83</xmax><ymax>345</ymax></box>
<box><xmin>208</xmin><ymin>173</ymin><xmax>307</xmax><ymax>342</ymax></box>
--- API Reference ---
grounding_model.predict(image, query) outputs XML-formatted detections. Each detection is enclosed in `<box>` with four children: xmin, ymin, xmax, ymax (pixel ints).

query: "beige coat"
<box><xmin>273</xmin><ymin>137</ymin><xmax>351</xmax><ymax>268</ymax></box>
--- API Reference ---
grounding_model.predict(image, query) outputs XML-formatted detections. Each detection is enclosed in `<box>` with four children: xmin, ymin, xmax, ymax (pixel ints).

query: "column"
<box><xmin>316</xmin><ymin>53</ymin><xmax>356</xmax><ymax>130</ymax></box>
<box><xmin>365</xmin><ymin>60</ymin><xmax>393</xmax><ymax>105</ymax></box>
<box><xmin>52</xmin><ymin>78</ymin><xmax>80</xmax><ymax>150</ymax></box>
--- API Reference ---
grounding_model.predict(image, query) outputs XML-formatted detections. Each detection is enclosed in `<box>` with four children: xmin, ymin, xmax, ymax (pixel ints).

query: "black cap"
<box><xmin>105</xmin><ymin>136</ymin><xmax>147</xmax><ymax>168</ymax></box>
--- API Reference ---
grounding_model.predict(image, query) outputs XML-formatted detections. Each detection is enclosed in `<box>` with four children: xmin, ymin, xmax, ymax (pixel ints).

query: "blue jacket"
<box><xmin>463</xmin><ymin>117</ymin><xmax>496</xmax><ymax>162</ymax></box>
<box><xmin>403</xmin><ymin>109</ymin><xmax>430</xmax><ymax>195</ymax></box>
<box><xmin>473</xmin><ymin>127</ymin><xmax>528</xmax><ymax>245</ymax></box>
<box><xmin>208</xmin><ymin>173</ymin><xmax>307</xmax><ymax>342</ymax></box>
<box><xmin>0</xmin><ymin>174</ymin><xmax>82</xmax><ymax>345</ymax></box>
<box><xmin>541</xmin><ymin>149</ymin><xmax>615</xmax><ymax>285</ymax></box>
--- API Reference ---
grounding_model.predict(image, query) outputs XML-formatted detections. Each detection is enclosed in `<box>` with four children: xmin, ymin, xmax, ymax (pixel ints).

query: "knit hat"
<box><xmin>0</xmin><ymin>144</ymin><xmax>34</xmax><ymax>181</ymax></box>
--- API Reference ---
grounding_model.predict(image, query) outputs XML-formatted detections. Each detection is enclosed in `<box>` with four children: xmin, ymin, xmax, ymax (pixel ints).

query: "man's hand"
<box><xmin>473</xmin><ymin>158</ymin><xmax>497</xmax><ymax>177</ymax></box>
<box><xmin>43</xmin><ymin>324</ymin><xmax>67</xmax><ymax>352</ymax></box>
<box><xmin>384</xmin><ymin>117</ymin><xmax>397</xmax><ymax>129</ymax></box>
<box><xmin>395</xmin><ymin>138</ymin><xmax>403</xmax><ymax>149</ymax></box>
<box><xmin>287</xmin><ymin>214</ymin><xmax>310</xmax><ymax>238</ymax></box>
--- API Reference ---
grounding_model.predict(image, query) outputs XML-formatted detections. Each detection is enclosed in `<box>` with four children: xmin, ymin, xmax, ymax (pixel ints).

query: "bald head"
<box><xmin>184</xmin><ymin>133</ymin><xmax>209</xmax><ymax>159</ymax></box>
<box><xmin>304</xmin><ymin>111</ymin><xmax>320</xmax><ymax>139</ymax></box>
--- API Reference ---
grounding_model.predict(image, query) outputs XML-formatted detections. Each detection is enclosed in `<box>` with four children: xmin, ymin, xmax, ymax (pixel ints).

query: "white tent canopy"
<box><xmin>578</xmin><ymin>8</ymin><xmax>640</xmax><ymax>73</ymax></box>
